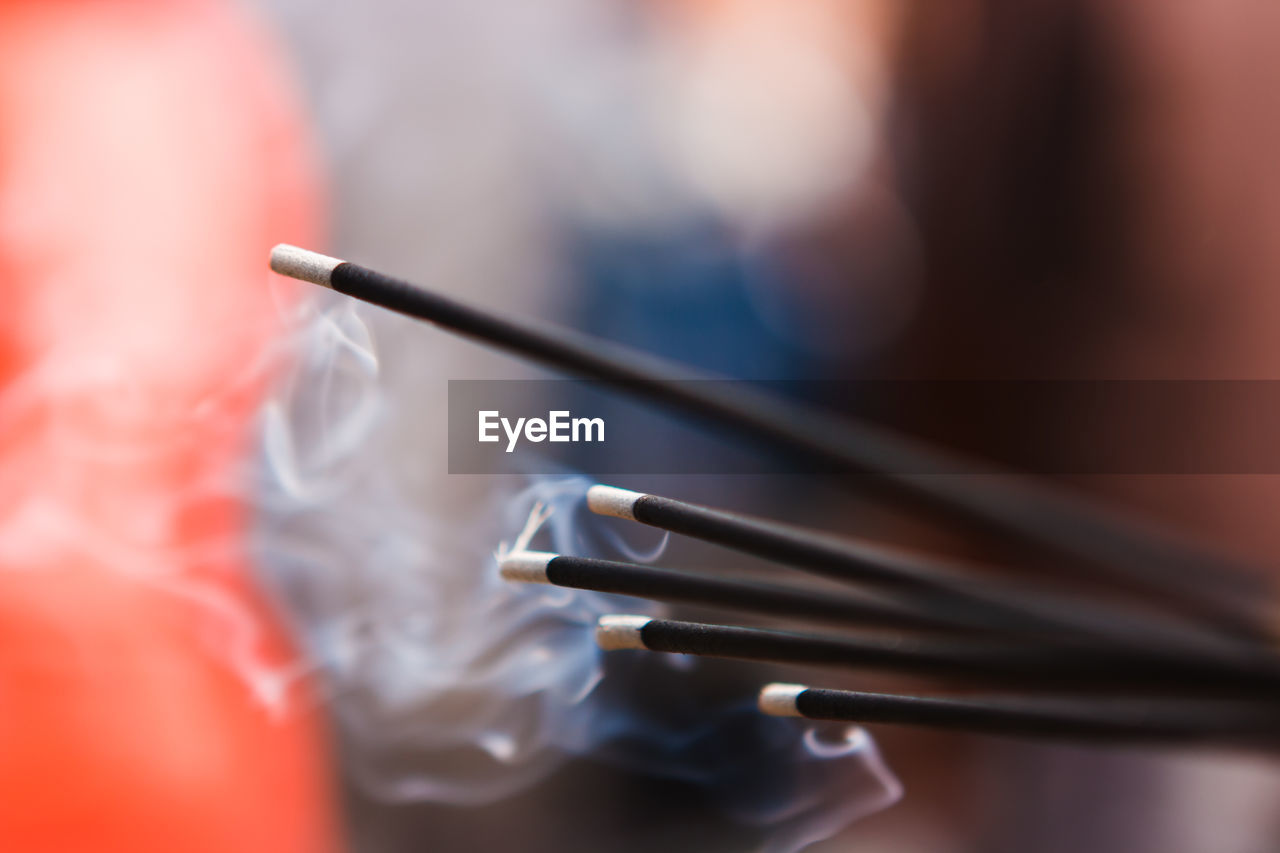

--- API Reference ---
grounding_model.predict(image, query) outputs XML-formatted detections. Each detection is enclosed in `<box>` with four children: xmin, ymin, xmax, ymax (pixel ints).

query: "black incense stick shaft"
<box><xmin>272</xmin><ymin>246</ymin><xmax>1268</xmax><ymax>636</ymax></box>
<box><xmin>502</xmin><ymin>552</ymin><xmax>978</xmax><ymax>633</ymax></box>
<box><xmin>761</xmin><ymin>685</ymin><xmax>1280</xmax><ymax>744</ymax></box>
<box><xmin>608</xmin><ymin>617</ymin><xmax>1280</xmax><ymax>695</ymax></box>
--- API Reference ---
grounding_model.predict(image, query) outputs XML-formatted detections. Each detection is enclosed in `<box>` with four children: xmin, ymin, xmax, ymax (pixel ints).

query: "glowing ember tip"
<box><xmin>269</xmin><ymin>244</ymin><xmax>343</xmax><ymax>287</ymax></box>
<box><xmin>586</xmin><ymin>485</ymin><xmax>643</xmax><ymax>520</ymax></box>
<box><xmin>499</xmin><ymin>551</ymin><xmax>556</xmax><ymax>583</ymax></box>
<box><xmin>595</xmin><ymin>615</ymin><xmax>652</xmax><ymax>650</ymax></box>
<box><xmin>758</xmin><ymin>683</ymin><xmax>808</xmax><ymax>717</ymax></box>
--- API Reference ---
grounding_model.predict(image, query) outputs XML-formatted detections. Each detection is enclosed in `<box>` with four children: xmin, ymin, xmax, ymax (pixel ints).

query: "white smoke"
<box><xmin>249</xmin><ymin>291</ymin><xmax>900</xmax><ymax>849</ymax></box>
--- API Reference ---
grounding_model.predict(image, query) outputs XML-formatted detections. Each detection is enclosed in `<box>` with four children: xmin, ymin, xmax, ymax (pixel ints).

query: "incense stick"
<box><xmin>268</xmin><ymin>245</ymin><xmax>1268</xmax><ymax>636</ymax></box>
<box><xmin>501</xmin><ymin>552</ymin><xmax>982</xmax><ymax>633</ymax></box>
<box><xmin>596</xmin><ymin>616</ymin><xmax>1280</xmax><ymax>695</ymax></box>
<box><xmin>758</xmin><ymin>684</ymin><xmax>1280</xmax><ymax>744</ymax></box>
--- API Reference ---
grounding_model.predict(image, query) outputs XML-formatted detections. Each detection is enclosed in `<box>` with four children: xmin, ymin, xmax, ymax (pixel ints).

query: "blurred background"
<box><xmin>3</xmin><ymin>0</ymin><xmax>1280</xmax><ymax>850</ymax></box>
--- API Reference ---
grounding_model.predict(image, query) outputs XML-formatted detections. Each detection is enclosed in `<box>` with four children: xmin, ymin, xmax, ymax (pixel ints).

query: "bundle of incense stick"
<box><xmin>503</xmin><ymin>486</ymin><xmax>1280</xmax><ymax>744</ymax></box>
<box><xmin>270</xmin><ymin>246</ymin><xmax>1280</xmax><ymax>746</ymax></box>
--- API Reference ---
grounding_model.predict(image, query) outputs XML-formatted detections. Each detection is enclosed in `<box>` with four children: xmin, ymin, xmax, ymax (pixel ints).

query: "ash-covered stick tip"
<box><xmin>499</xmin><ymin>551</ymin><xmax>557</xmax><ymax>583</ymax></box>
<box><xmin>595</xmin><ymin>615</ymin><xmax>652</xmax><ymax>650</ymax></box>
<box><xmin>269</xmin><ymin>244</ymin><xmax>344</xmax><ymax>288</ymax></box>
<box><xmin>758</xmin><ymin>683</ymin><xmax>809</xmax><ymax>717</ymax></box>
<box><xmin>586</xmin><ymin>485</ymin><xmax>645</xmax><ymax>521</ymax></box>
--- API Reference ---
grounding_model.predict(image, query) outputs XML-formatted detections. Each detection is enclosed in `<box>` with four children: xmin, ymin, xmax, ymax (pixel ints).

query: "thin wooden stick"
<box><xmin>758</xmin><ymin>684</ymin><xmax>1280</xmax><ymax>745</ymax></box>
<box><xmin>597</xmin><ymin>616</ymin><xmax>1280</xmax><ymax>696</ymax></box>
<box><xmin>269</xmin><ymin>245</ymin><xmax>1270</xmax><ymax>637</ymax></box>
<box><xmin>500</xmin><ymin>552</ymin><xmax>977</xmax><ymax>633</ymax></box>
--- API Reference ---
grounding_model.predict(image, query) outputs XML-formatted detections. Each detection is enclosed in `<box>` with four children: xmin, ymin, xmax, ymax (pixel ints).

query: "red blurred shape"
<box><xmin>0</xmin><ymin>1</ymin><xmax>339</xmax><ymax>850</ymax></box>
